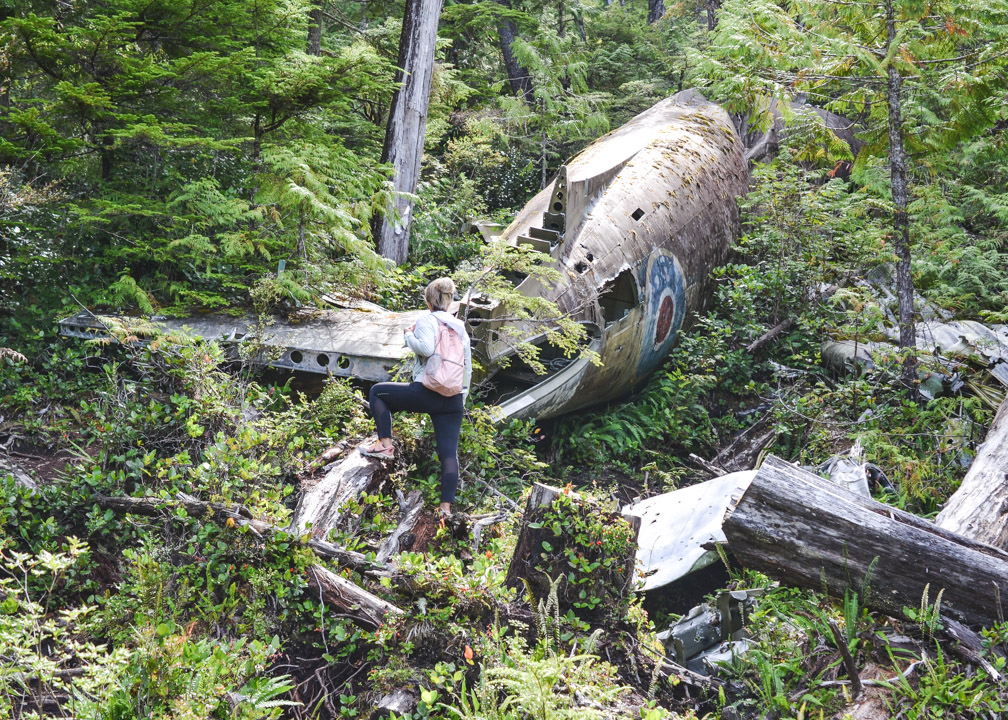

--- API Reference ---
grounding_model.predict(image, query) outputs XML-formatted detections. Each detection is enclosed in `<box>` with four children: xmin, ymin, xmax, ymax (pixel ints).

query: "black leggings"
<box><xmin>368</xmin><ymin>382</ymin><xmax>464</xmax><ymax>504</ymax></box>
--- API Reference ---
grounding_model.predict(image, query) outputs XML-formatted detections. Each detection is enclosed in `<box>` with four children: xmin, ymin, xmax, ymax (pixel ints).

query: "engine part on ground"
<box><xmin>656</xmin><ymin>588</ymin><xmax>763</xmax><ymax>675</ymax></box>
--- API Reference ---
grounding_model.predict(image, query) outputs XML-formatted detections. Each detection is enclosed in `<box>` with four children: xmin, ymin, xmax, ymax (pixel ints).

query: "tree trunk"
<box><xmin>297</xmin><ymin>207</ymin><xmax>307</xmax><ymax>261</ymax></box>
<box><xmin>307</xmin><ymin>0</ymin><xmax>323</xmax><ymax>55</ymax></box>
<box><xmin>722</xmin><ymin>455</ymin><xmax>1008</xmax><ymax>629</ymax></box>
<box><xmin>372</xmin><ymin>0</ymin><xmax>444</xmax><ymax>265</ymax></box>
<box><xmin>885</xmin><ymin>0</ymin><xmax>918</xmax><ymax>392</ymax></box>
<box><xmin>496</xmin><ymin>2</ymin><xmax>534</xmax><ymax>103</ymax></box>
<box><xmin>935</xmin><ymin>395</ymin><xmax>1008</xmax><ymax>548</ymax></box>
<box><xmin>706</xmin><ymin>0</ymin><xmax>720</xmax><ymax>30</ymax></box>
<box><xmin>540</xmin><ymin>113</ymin><xmax>547</xmax><ymax>189</ymax></box>
<box><xmin>573</xmin><ymin>7</ymin><xmax>586</xmax><ymax>41</ymax></box>
<box><xmin>249</xmin><ymin>114</ymin><xmax>263</xmax><ymax>232</ymax></box>
<box><xmin>648</xmin><ymin>0</ymin><xmax>665</xmax><ymax>24</ymax></box>
<box><xmin>100</xmin><ymin>132</ymin><xmax>114</xmax><ymax>181</ymax></box>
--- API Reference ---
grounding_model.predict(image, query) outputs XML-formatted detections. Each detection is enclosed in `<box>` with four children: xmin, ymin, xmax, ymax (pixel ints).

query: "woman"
<box><xmin>360</xmin><ymin>277</ymin><xmax>472</xmax><ymax>517</ymax></box>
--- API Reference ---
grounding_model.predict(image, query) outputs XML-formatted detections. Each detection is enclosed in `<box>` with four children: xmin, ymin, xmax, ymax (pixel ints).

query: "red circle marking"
<box><xmin>655</xmin><ymin>294</ymin><xmax>675</xmax><ymax>346</ymax></box>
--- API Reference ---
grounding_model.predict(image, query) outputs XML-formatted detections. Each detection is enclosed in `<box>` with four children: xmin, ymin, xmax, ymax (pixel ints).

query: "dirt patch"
<box><xmin>1</xmin><ymin>444</ymin><xmax>78</xmax><ymax>487</ymax></box>
<box><xmin>834</xmin><ymin>663</ymin><xmax>898</xmax><ymax>720</ymax></box>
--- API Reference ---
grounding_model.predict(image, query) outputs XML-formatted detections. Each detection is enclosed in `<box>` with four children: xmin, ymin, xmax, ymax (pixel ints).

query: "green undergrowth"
<box><xmin>2</xmin><ymin>301</ymin><xmax>1007</xmax><ymax>718</ymax></box>
<box><xmin>0</xmin><ymin>329</ymin><xmax>668</xmax><ymax>718</ymax></box>
<box><xmin>2</xmin><ymin>96</ymin><xmax>1008</xmax><ymax>720</ymax></box>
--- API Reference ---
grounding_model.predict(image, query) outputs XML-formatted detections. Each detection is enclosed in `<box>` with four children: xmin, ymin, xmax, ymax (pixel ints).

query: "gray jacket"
<box><xmin>405</xmin><ymin>311</ymin><xmax>473</xmax><ymax>401</ymax></box>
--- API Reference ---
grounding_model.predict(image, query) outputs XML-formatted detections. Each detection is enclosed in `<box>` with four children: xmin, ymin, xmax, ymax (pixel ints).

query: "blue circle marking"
<box><xmin>636</xmin><ymin>250</ymin><xmax>686</xmax><ymax>377</ymax></box>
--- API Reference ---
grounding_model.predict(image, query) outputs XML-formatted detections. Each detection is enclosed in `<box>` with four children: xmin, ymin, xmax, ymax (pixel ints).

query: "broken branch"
<box><xmin>827</xmin><ymin>619</ymin><xmax>862</xmax><ymax>698</ymax></box>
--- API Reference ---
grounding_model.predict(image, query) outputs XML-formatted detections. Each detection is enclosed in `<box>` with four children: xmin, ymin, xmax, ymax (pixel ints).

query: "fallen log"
<box><xmin>290</xmin><ymin>444</ymin><xmax>389</xmax><ymax>539</ymax></box>
<box><xmin>94</xmin><ymin>493</ymin><xmax>402</xmax><ymax>627</ymax></box>
<box><xmin>307</xmin><ymin>564</ymin><xmax>402</xmax><ymax>628</ymax></box>
<box><xmin>935</xmin><ymin>395</ymin><xmax>1008</xmax><ymax>549</ymax></box>
<box><xmin>93</xmin><ymin>493</ymin><xmax>377</xmax><ymax>573</ymax></box>
<box><xmin>471</xmin><ymin>510</ymin><xmax>509</xmax><ymax>553</ymax></box>
<box><xmin>687</xmin><ymin>452</ymin><xmax>729</xmax><ymax>479</ymax></box>
<box><xmin>713</xmin><ymin>412</ymin><xmax>776</xmax><ymax>473</ymax></box>
<box><xmin>375</xmin><ymin>490</ymin><xmax>425</xmax><ymax>565</ymax></box>
<box><xmin>723</xmin><ymin>455</ymin><xmax>1008</xmax><ymax>629</ymax></box>
<box><xmin>1</xmin><ymin>455</ymin><xmax>37</xmax><ymax>492</ymax></box>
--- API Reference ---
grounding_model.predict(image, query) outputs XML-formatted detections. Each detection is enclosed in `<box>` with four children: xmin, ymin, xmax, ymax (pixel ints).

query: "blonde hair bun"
<box><xmin>425</xmin><ymin>277</ymin><xmax>456</xmax><ymax>312</ymax></box>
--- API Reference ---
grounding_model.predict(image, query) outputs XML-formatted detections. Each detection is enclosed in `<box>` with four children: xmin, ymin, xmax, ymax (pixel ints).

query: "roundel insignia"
<box><xmin>636</xmin><ymin>249</ymin><xmax>686</xmax><ymax>378</ymax></box>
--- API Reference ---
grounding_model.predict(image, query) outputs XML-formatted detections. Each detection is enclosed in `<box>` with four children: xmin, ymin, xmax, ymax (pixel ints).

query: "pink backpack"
<box><xmin>423</xmin><ymin>318</ymin><xmax>465</xmax><ymax>396</ymax></box>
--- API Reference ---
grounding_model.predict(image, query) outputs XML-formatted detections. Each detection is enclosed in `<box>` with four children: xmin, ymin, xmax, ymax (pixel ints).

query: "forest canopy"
<box><xmin>2</xmin><ymin>1</ymin><xmax>1008</xmax><ymax>718</ymax></box>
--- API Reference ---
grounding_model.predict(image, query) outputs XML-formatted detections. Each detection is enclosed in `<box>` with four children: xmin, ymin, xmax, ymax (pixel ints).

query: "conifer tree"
<box><xmin>700</xmin><ymin>0</ymin><xmax>1008</xmax><ymax>389</ymax></box>
<box><xmin>0</xmin><ymin>0</ymin><xmax>393</xmax><ymax>309</ymax></box>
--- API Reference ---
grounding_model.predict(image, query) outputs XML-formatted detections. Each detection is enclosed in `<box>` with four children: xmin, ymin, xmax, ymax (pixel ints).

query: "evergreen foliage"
<box><xmin>1</xmin><ymin>0</ymin><xmax>394</xmax><ymax>312</ymax></box>
<box><xmin>2</xmin><ymin>0</ymin><xmax>1008</xmax><ymax>718</ymax></box>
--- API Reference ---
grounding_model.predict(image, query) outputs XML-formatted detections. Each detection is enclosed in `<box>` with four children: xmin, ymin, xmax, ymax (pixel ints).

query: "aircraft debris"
<box><xmin>463</xmin><ymin>88</ymin><xmax>748</xmax><ymax>419</ymax></box>
<box><xmin>656</xmin><ymin>588</ymin><xmax>763</xmax><ymax>675</ymax></box>
<box><xmin>60</xmin><ymin>90</ymin><xmax>748</xmax><ymax>421</ymax></box>
<box><xmin>625</xmin><ymin>453</ymin><xmax>893</xmax><ymax>595</ymax></box>
<box><xmin>624</xmin><ymin>471</ymin><xmax>755</xmax><ymax>592</ymax></box>
<box><xmin>822</xmin><ymin>319</ymin><xmax>1008</xmax><ymax>402</ymax></box>
<box><xmin>816</xmin><ymin>440</ymin><xmax>893</xmax><ymax>498</ymax></box>
<box><xmin>736</xmin><ymin>97</ymin><xmax>862</xmax><ymax>165</ymax></box>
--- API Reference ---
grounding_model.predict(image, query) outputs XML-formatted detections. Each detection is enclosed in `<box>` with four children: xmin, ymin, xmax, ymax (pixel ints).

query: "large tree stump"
<box><xmin>723</xmin><ymin>455</ymin><xmax>1008</xmax><ymax>629</ymax></box>
<box><xmin>506</xmin><ymin>483</ymin><xmax>641</xmax><ymax>614</ymax></box>
<box><xmin>935</xmin><ymin>395</ymin><xmax>1008</xmax><ymax>548</ymax></box>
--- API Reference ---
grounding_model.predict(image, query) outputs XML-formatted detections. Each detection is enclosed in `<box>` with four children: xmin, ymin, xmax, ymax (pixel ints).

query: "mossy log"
<box><xmin>723</xmin><ymin>455</ymin><xmax>1008</xmax><ymax>629</ymax></box>
<box><xmin>306</xmin><ymin>565</ymin><xmax>402</xmax><ymax>629</ymax></box>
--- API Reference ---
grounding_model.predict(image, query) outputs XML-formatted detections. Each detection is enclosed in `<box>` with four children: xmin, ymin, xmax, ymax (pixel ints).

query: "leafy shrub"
<box><xmin>0</xmin><ymin>535</ymin><xmax>296</xmax><ymax>720</ymax></box>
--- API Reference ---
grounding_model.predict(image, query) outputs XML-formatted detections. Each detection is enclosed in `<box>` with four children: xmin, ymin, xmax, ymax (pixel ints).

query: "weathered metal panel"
<box><xmin>60</xmin><ymin>308</ymin><xmax>423</xmax><ymax>382</ymax></box>
<box><xmin>624</xmin><ymin>471</ymin><xmax>756</xmax><ymax>592</ymax></box>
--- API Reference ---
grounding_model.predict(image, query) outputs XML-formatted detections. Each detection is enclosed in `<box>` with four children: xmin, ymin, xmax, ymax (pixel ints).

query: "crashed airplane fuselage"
<box><xmin>59</xmin><ymin>91</ymin><xmax>747</xmax><ymax>420</ymax></box>
<box><xmin>479</xmin><ymin>90</ymin><xmax>747</xmax><ymax>419</ymax></box>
